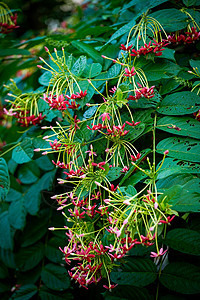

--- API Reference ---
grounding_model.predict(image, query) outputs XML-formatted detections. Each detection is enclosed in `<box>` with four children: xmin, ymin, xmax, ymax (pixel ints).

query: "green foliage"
<box><xmin>164</xmin><ymin>228</ymin><xmax>200</xmax><ymax>255</ymax></box>
<box><xmin>159</xmin><ymin>262</ymin><xmax>200</xmax><ymax>294</ymax></box>
<box><xmin>111</xmin><ymin>257</ymin><xmax>157</xmax><ymax>287</ymax></box>
<box><xmin>41</xmin><ymin>263</ymin><xmax>70</xmax><ymax>291</ymax></box>
<box><xmin>0</xmin><ymin>158</ymin><xmax>10</xmax><ymax>201</ymax></box>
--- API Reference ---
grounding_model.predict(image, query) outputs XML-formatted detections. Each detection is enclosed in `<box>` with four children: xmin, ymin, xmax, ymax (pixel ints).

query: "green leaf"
<box><xmin>169</xmin><ymin>190</ymin><xmax>200</xmax><ymax>212</ymax></box>
<box><xmin>10</xmin><ymin>284</ymin><xmax>37</xmax><ymax>300</ymax></box>
<box><xmin>71</xmin><ymin>55</ymin><xmax>87</xmax><ymax>76</ymax></box>
<box><xmin>0</xmin><ymin>248</ymin><xmax>16</xmax><ymax>269</ymax></box>
<box><xmin>71</xmin><ymin>41</ymin><xmax>103</xmax><ymax>64</ymax></box>
<box><xmin>164</xmin><ymin>228</ymin><xmax>200</xmax><ymax>255</ymax></box>
<box><xmin>105</xmin><ymin>19</ymin><xmax>136</xmax><ymax>46</ymax></box>
<box><xmin>16</xmin><ymin>242</ymin><xmax>44</xmax><ymax>271</ymax></box>
<box><xmin>18</xmin><ymin>161</ymin><xmax>40</xmax><ymax>184</ymax></box>
<box><xmin>45</xmin><ymin>237</ymin><xmax>65</xmax><ymax>264</ymax></box>
<box><xmin>157</xmin><ymin>157</ymin><xmax>200</xmax><ymax>179</ymax></box>
<box><xmin>39</xmin><ymin>71</ymin><xmax>52</xmax><ymax>86</ymax></box>
<box><xmin>12</xmin><ymin>138</ymin><xmax>34</xmax><ymax>164</ymax></box>
<box><xmin>39</xmin><ymin>286</ymin><xmax>73</xmax><ymax>300</ymax></box>
<box><xmin>35</xmin><ymin>156</ymin><xmax>55</xmax><ymax>171</ymax></box>
<box><xmin>157</xmin><ymin>48</ymin><xmax>176</xmax><ymax>62</ymax></box>
<box><xmin>143</xmin><ymin>60</ymin><xmax>181</xmax><ymax>81</ymax></box>
<box><xmin>157</xmin><ymin>174</ymin><xmax>200</xmax><ymax>212</ymax></box>
<box><xmin>157</xmin><ymin>116</ymin><xmax>200</xmax><ymax>139</ymax></box>
<box><xmin>160</xmin><ymin>78</ymin><xmax>180</xmax><ymax>95</ymax></box>
<box><xmin>106</xmin><ymin>167</ymin><xmax>122</xmax><ymax>181</ymax></box>
<box><xmin>149</xmin><ymin>9</ymin><xmax>188</xmax><ymax>32</ymax></box>
<box><xmin>190</xmin><ymin>59</ymin><xmax>200</xmax><ymax>70</ymax></box>
<box><xmin>24</xmin><ymin>170</ymin><xmax>56</xmax><ymax>215</ymax></box>
<box><xmin>0</xmin><ymin>211</ymin><xmax>13</xmax><ymax>250</ymax></box>
<box><xmin>0</xmin><ymin>158</ymin><xmax>10</xmax><ymax>201</ymax></box>
<box><xmin>41</xmin><ymin>263</ymin><xmax>70</xmax><ymax>291</ymax></box>
<box><xmin>82</xmin><ymin>63</ymin><xmax>102</xmax><ymax>78</ymax></box>
<box><xmin>121</xmin><ymin>0</ymin><xmax>168</xmax><ymax>13</ymax></box>
<box><xmin>183</xmin><ymin>0</ymin><xmax>197</xmax><ymax>7</ymax></box>
<box><xmin>104</xmin><ymin>285</ymin><xmax>151</xmax><ymax>300</ymax></box>
<box><xmin>156</xmin><ymin>137</ymin><xmax>200</xmax><ymax>162</ymax></box>
<box><xmin>110</xmin><ymin>257</ymin><xmax>157</xmax><ymax>287</ymax></box>
<box><xmin>8</xmin><ymin>198</ymin><xmax>26</xmax><ymax>230</ymax></box>
<box><xmin>20</xmin><ymin>215</ymin><xmax>48</xmax><ymax>247</ymax></box>
<box><xmin>83</xmin><ymin>106</ymin><xmax>97</xmax><ymax>119</ymax></box>
<box><xmin>157</xmin><ymin>91</ymin><xmax>200</xmax><ymax>115</ymax></box>
<box><xmin>0</xmin><ymin>48</ymin><xmax>30</xmax><ymax>56</ymax></box>
<box><xmin>160</xmin><ymin>262</ymin><xmax>200</xmax><ymax>294</ymax></box>
<box><xmin>0</xmin><ymin>261</ymin><xmax>8</xmax><ymax>279</ymax></box>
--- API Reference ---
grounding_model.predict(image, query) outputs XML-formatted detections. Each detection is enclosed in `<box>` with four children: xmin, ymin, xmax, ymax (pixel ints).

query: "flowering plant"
<box><xmin>0</xmin><ymin>0</ymin><xmax>200</xmax><ymax>299</ymax></box>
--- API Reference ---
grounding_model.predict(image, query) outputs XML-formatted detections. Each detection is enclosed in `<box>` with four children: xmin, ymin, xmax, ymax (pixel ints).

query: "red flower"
<box><xmin>124</xmin><ymin>67</ymin><xmax>136</xmax><ymax>77</ymax></box>
<box><xmin>120</xmin><ymin>44</ymin><xmax>133</xmax><ymax>51</ymax></box>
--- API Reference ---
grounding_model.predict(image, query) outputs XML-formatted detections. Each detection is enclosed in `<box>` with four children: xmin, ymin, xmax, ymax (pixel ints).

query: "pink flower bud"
<box><xmin>37</xmin><ymin>65</ymin><xmax>42</xmax><ymax>68</ymax></box>
<box><xmin>48</xmin><ymin>227</ymin><xmax>55</xmax><ymax>231</ymax></box>
<box><xmin>154</xmin><ymin>202</ymin><xmax>158</xmax><ymax>209</ymax></box>
<box><xmin>104</xmin><ymin>199</ymin><xmax>110</xmax><ymax>204</ymax></box>
<box><xmin>57</xmin><ymin>206</ymin><xmax>64</xmax><ymax>210</ymax></box>
<box><xmin>42</xmin><ymin>151</ymin><xmax>48</xmax><ymax>155</ymax></box>
<box><xmin>164</xmin><ymin>150</ymin><xmax>169</xmax><ymax>155</ymax></box>
<box><xmin>34</xmin><ymin>148</ymin><xmax>40</xmax><ymax>152</ymax></box>
<box><xmin>44</xmin><ymin>46</ymin><xmax>49</xmax><ymax>52</ymax></box>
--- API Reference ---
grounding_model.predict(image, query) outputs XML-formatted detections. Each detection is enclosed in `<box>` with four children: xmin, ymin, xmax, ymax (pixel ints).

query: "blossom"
<box><xmin>103</xmin><ymin>284</ymin><xmax>118</xmax><ymax>290</ymax></box>
<box><xmin>159</xmin><ymin>215</ymin><xmax>175</xmax><ymax>224</ymax></box>
<box><xmin>91</xmin><ymin>161</ymin><xmax>106</xmax><ymax>170</ymax></box>
<box><xmin>85</xmin><ymin>144</ymin><xmax>97</xmax><ymax>156</ymax></box>
<box><xmin>126</xmin><ymin>120</ymin><xmax>141</xmax><ymax>126</ymax></box>
<box><xmin>150</xmin><ymin>247</ymin><xmax>167</xmax><ymax>258</ymax></box>
<box><xmin>120</xmin><ymin>44</ymin><xmax>133</xmax><ymax>51</ymax></box>
<box><xmin>0</xmin><ymin>13</ymin><xmax>19</xmax><ymax>34</ymax></box>
<box><xmin>100</xmin><ymin>112</ymin><xmax>111</xmax><ymax>122</ymax></box>
<box><xmin>50</xmin><ymin>139</ymin><xmax>61</xmax><ymax>151</ymax></box>
<box><xmin>124</xmin><ymin>67</ymin><xmax>136</xmax><ymax>77</ymax></box>
<box><xmin>120</xmin><ymin>166</ymin><xmax>129</xmax><ymax>173</ymax></box>
<box><xmin>130</xmin><ymin>153</ymin><xmax>141</xmax><ymax>161</ymax></box>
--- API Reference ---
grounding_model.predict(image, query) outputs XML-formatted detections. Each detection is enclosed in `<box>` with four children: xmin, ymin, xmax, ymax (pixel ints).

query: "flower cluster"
<box><xmin>128</xmin><ymin>83</ymin><xmax>155</xmax><ymax>101</ymax></box>
<box><xmin>43</xmin><ymin>90</ymin><xmax>87</xmax><ymax>110</ymax></box>
<box><xmin>167</xmin><ymin>27</ymin><xmax>200</xmax><ymax>45</ymax></box>
<box><xmin>129</xmin><ymin>40</ymin><xmax>168</xmax><ymax>57</ymax></box>
<box><xmin>3</xmin><ymin>90</ymin><xmax>46</xmax><ymax>127</ymax></box>
<box><xmin>33</xmin><ymin>26</ymin><xmax>177</xmax><ymax>291</ymax></box>
<box><xmin>0</xmin><ymin>3</ymin><xmax>19</xmax><ymax>34</ymax></box>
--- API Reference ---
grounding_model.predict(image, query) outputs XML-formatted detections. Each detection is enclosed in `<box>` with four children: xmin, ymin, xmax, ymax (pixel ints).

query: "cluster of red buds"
<box><xmin>0</xmin><ymin>13</ymin><xmax>19</xmax><ymax>34</ymax></box>
<box><xmin>16</xmin><ymin>112</ymin><xmax>45</xmax><ymax>127</ymax></box>
<box><xmin>131</xmin><ymin>40</ymin><xmax>168</xmax><ymax>57</ymax></box>
<box><xmin>128</xmin><ymin>83</ymin><xmax>155</xmax><ymax>101</ymax></box>
<box><xmin>87</xmin><ymin>122</ymin><xmax>131</xmax><ymax>138</ymax></box>
<box><xmin>120</xmin><ymin>40</ymin><xmax>168</xmax><ymax>57</ymax></box>
<box><xmin>4</xmin><ymin>108</ymin><xmax>45</xmax><ymax>126</ymax></box>
<box><xmin>43</xmin><ymin>90</ymin><xmax>87</xmax><ymax>110</ymax></box>
<box><xmin>166</xmin><ymin>27</ymin><xmax>200</xmax><ymax>45</ymax></box>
